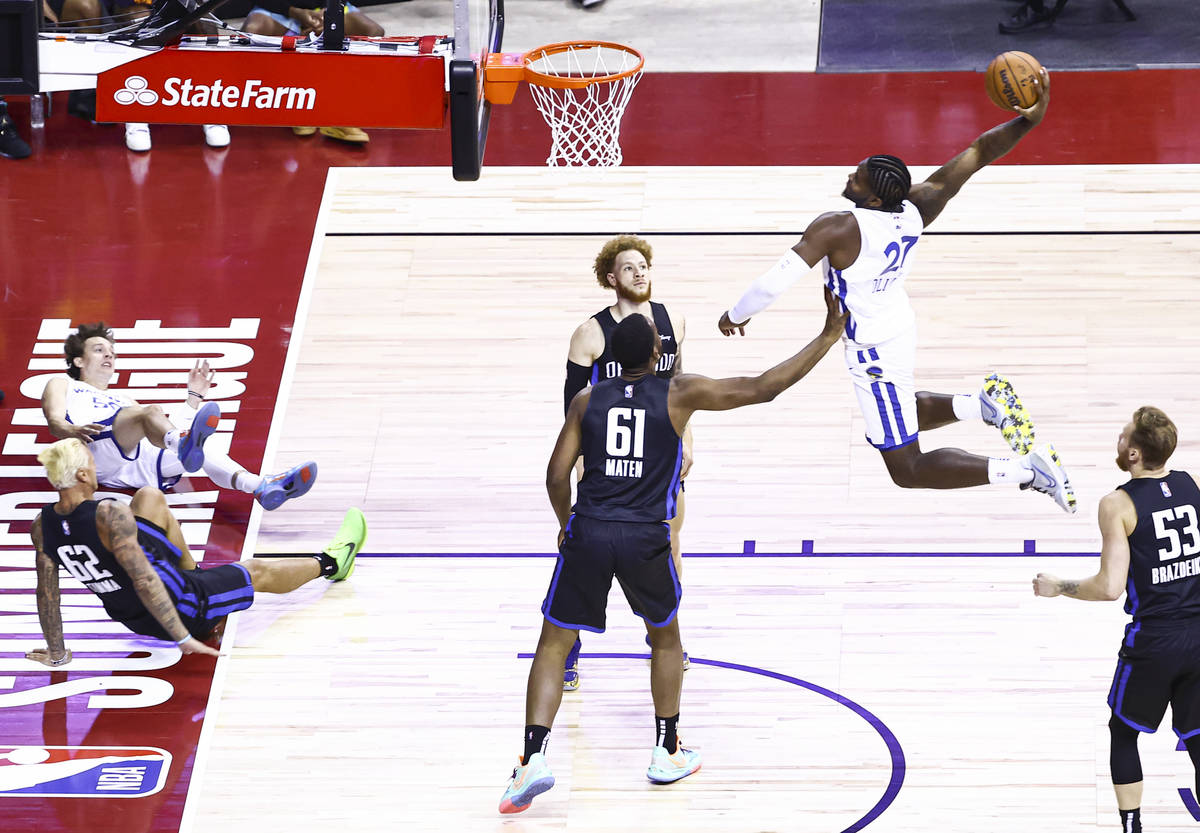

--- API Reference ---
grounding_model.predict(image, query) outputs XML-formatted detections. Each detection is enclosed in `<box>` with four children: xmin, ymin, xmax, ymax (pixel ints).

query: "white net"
<box><xmin>525</xmin><ymin>43</ymin><xmax>643</xmax><ymax>168</ymax></box>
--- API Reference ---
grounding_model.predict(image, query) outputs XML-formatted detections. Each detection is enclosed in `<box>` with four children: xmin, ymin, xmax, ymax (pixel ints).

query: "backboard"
<box><xmin>450</xmin><ymin>0</ymin><xmax>504</xmax><ymax>181</ymax></box>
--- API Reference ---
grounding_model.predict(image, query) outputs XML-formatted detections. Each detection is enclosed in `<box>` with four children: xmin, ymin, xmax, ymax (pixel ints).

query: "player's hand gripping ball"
<box><xmin>985</xmin><ymin>51</ymin><xmax>1044</xmax><ymax>111</ymax></box>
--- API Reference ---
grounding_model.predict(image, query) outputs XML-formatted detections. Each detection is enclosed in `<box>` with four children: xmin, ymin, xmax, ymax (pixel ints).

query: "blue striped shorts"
<box><xmin>843</xmin><ymin>326</ymin><xmax>918</xmax><ymax>451</ymax></box>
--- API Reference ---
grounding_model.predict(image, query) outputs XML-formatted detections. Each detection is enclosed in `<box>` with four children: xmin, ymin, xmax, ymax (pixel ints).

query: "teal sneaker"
<box><xmin>254</xmin><ymin>461</ymin><xmax>318</xmax><ymax>510</ymax></box>
<box><xmin>177</xmin><ymin>402</ymin><xmax>220</xmax><ymax>473</ymax></box>
<box><xmin>980</xmin><ymin>373</ymin><xmax>1036</xmax><ymax>455</ymax></box>
<box><xmin>498</xmin><ymin>752</ymin><xmax>555</xmax><ymax>814</ymax></box>
<box><xmin>646</xmin><ymin>739</ymin><xmax>702</xmax><ymax>784</ymax></box>
<box><xmin>323</xmin><ymin>507</ymin><xmax>366</xmax><ymax>581</ymax></box>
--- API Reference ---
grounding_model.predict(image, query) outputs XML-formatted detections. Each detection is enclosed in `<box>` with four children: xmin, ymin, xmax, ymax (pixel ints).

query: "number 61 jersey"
<box><xmin>574</xmin><ymin>375</ymin><xmax>684</xmax><ymax>524</ymax></box>
<box><xmin>1118</xmin><ymin>471</ymin><xmax>1200</xmax><ymax>621</ymax></box>
<box><xmin>39</xmin><ymin>500</ymin><xmax>148</xmax><ymax>624</ymax></box>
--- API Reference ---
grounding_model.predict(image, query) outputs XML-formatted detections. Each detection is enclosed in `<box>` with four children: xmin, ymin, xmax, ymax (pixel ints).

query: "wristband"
<box><xmin>175</xmin><ymin>634</ymin><xmax>193</xmax><ymax>645</ymax></box>
<box><xmin>49</xmin><ymin>652</ymin><xmax>70</xmax><ymax>666</ymax></box>
<box><xmin>187</xmin><ymin>390</ymin><xmax>205</xmax><ymax>400</ymax></box>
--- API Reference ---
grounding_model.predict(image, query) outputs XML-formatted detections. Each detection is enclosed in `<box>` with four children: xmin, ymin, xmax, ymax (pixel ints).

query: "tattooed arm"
<box><xmin>1033</xmin><ymin>491</ymin><xmax>1135</xmax><ymax>601</ymax></box>
<box><xmin>27</xmin><ymin>514</ymin><xmax>72</xmax><ymax>667</ymax></box>
<box><xmin>97</xmin><ymin>502</ymin><xmax>219</xmax><ymax>657</ymax></box>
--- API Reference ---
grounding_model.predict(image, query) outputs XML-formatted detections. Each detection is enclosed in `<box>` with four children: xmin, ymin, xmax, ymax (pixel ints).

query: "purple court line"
<box><xmin>516</xmin><ymin>651</ymin><xmax>905</xmax><ymax>833</ymax></box>
<box><xmin>351</xmin><ymin>539</ymin><xmax>1099</xmax><ymax>559</ymax></box>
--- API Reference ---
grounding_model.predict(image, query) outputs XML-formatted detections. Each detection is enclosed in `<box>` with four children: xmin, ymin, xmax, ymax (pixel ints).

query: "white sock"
<box><xmin>952</xmin><ymin>393</ymin><xmax>983</xmax><ymax>422</ymax></box>
<box><xmin>163</xmin><ymin>429</ymin><xmax>181</xmax><ymax>452</ymax></box>
<box><xmin>989</xmin><ymin>457</ymin><xmax>1033</xmax><ymax>485</ymax></box>
<box><xmin>200</xmin><ymin>448</ymin><xmax>261</xmax><ymax>493</ymax></box>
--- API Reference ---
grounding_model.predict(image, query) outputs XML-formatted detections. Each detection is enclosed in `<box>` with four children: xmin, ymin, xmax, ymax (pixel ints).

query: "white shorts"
<box><xmin>91</xmin><ymin>436</ymin><xmax>185</xmax><ymax>491</ymax></box>
<box><xmin>843</xmin><ymin>326</ymin><xmax>918</xmax><ymax>451</ymax></box>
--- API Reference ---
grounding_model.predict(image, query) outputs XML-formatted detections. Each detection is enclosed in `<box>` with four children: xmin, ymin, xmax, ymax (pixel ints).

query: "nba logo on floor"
<box><xmin>0</xmin><ymin>747</ymin><xmax>170</xmax><ymax>798</ymax></box>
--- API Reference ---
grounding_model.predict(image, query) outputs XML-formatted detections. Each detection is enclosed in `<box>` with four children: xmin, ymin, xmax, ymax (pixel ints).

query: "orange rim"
<box><xmin>522</xmin><ymin>41</ymin><xmax>644</xmax><ymax>90</ymax></box>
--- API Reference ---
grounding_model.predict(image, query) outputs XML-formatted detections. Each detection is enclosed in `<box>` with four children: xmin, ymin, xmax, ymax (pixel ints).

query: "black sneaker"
<box><xmin>0</xmin><ymin>110</ymin><xmax>31</xmax><ymax>160</ymax></box>
<box><xmin>998</xmin><ymin>1</ymin><xmax>1057</xmax><ymax>33</ymax></box>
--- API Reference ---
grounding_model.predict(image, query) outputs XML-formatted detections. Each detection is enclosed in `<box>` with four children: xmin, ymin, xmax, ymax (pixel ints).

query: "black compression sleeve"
<box><xmin>565</xmin><ymin>361</ymin><xmax>592</xmax><ymax>415</ymax></box>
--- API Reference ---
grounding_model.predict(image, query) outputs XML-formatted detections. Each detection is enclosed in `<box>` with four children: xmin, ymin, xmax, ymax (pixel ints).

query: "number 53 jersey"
<box><xmin>574</xmin><ymin>375</ymin><xmax>684</xmax><ymax>524</ymax></box>
<box><xmin>1118</xmin><ymin>471</ymin><xmax>1200</xmax><ymax>621</ymax></box>
<box><xmin>823</xmin><ymin>201</ymin><xmax>924</xmax><ymax>346</ymax></box>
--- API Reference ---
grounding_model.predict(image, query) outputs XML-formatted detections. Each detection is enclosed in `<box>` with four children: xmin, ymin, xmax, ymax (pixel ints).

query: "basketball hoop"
<box><xmin>486</xmin><ymin>41</ymin><xmax>644</xmax><ymax>168</ymax></box>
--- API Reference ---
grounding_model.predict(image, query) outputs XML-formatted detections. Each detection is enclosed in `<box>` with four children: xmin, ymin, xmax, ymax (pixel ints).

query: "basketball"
<box><xmin>985</xmin><ymin>51</ymin><xmax>1043</xmax><ymax>111</ymax></box>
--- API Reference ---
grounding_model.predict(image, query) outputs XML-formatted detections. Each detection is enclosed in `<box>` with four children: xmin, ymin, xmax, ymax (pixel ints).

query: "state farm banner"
<box><xmin>96</xmin><ymin>47</ymin><xmax>447</xmax><ymax>128</ymax></box>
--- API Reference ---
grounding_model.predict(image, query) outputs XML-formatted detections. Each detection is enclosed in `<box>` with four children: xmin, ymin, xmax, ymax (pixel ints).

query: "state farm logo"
<box><xmin>113</xmin><ymin>76</ymin><xmax>159</xmax><ymax>106</ymax></box>
<box><xmin>111</xmin><ymin>75</ymin><xmax>317</xmax><ymax>111</ymax></box>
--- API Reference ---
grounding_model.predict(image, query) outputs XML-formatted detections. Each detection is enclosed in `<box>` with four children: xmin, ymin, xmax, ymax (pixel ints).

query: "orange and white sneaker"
<box><xmin>646</xmin><ymin>739</ymin><xmax>702</xmax><ymax>784</ymax></box>
<box><xmin>498</xmin><ymin>752</ymin><xmax>554</xmax><ymax>814</ymax></box>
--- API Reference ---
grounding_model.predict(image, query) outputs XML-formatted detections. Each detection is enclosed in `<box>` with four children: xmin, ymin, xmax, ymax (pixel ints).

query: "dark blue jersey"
<box><xmin>573</xmin><ymin>375</ymin><xmax>683</xmax><ymax>523</ymax></box>
<box><xmin>591</xmin><ymin>302</ymin><xmax>679</xmax><ymax>383</ymax></box>
<box><xmin>1118</xmin><ymin>471</ymin><xmax>1200</xmax><ymax>622</ymax></box>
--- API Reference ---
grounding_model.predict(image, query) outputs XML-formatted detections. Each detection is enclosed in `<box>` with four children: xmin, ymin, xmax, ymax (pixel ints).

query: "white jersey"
<box><xmin>822</xmin><ymin>200</ymin><xmax>924</xmax><ymax>346</ymax></box>
<box><xmin>61</xmin><ymin>377</ymin><xmax>184</xmax><ymax>490</ymax></box>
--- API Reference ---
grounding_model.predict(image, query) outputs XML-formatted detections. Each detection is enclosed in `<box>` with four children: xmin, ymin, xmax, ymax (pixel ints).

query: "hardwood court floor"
<box><xmin>188</xmin><ymin>165</ymin><xmax>1200</xmax><ymax>832</ymax></box>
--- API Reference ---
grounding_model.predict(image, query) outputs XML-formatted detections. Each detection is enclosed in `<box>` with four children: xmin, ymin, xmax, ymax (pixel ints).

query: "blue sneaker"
<box><xmin>498</xmin><ymin>752</ymin><xmax>554</xmax><ymax>814</ymax></box>
<box><xmin>177</xmin><ymin>402</ymin><xmax>220</xmax><ymax>473</ymax></box>
<box><xmin>254</xmin><ymin>461</ymin><xmax>318</xmax><ymax>510</ymax></box>
<box><xmin>563</xmin><ymin>637</ymin><xmax>582</xmax><ymax>691</ymax></box>
<box><xmin>646</xmin><ymin>739</ymin><xmax>702</xmax><ymax>784</ymax></box>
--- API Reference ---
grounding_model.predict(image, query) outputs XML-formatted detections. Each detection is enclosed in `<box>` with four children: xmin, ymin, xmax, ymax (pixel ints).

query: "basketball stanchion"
<box><xmin>485</xmin><ymin>41</ymin><xmax>644</xmax><ymax>168</ymax></box>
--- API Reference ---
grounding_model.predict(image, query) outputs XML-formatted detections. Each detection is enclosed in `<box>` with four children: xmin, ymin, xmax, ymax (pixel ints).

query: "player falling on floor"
<box><xmin>1035</xmin><ymin>408</ymin><xmax>1200</xmax><ymax>833</ymax></box>
<box><xmin>717</xmin><ymin>67</ymin><xmax>1076</xmax><ymax>513</ymax></box>
<box><xmin>499</xmin><ymin>289</ymin><xmax>846</xmax><ymax>814</ymax></box>
<box><xmin>562</xmin><ymin>235</ymin><xmax>692</xmax><ymax>690</ymax></box>
<box><xmin>41</xmin><ymin>321</ymin><xmax>316</xmax><ymax>508</ymax></box>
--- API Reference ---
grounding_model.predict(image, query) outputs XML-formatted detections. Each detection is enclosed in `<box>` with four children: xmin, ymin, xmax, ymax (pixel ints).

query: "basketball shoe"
<box><xmin>254</xmin><ymin>462</ymin><xmax>318</xmax><ymax>510</ymax></box>
<box><xmin>498</xmin><ymin>752</ymin><xmax>555</xmax><ymax>814</ymax></box>
<box><xmin>1021</xmin><ymin>443</ymin><xmax>1077</xmax><ymax>514</ymax></box>
<box><xmin>646</xmin><ymin>739</ymin><xmax>702</xmax><ymax>784</ymax></box>
<box><xmin>177</xmin><ymin>402</ymin><xmax>220</xmax><ymax>472</ymax></box>
<box><xmin>980</xmin><ymin>373</ymin><xmax>1036</xmax><ymax>455</ymax></box>
<box><xmin>323</xmin><ymin>507</ymin><xmax>367</xmax><ymax>581</ymax></box>
<box><xmin>563</xmin><ymin>637</ymin><xmax>581</xmax><ymax>691</ymax></box>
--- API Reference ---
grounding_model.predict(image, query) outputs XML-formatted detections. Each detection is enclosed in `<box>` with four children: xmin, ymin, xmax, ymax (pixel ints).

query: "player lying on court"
<box><xmin>499</xmin><ymin>287</ymin><xmax>847</xmax><ymax>814</ymax></box>
<box><xmin>1034</xmin><ymin>408</ymin><xmax>1200</xmax><ymax>833</ymax></box>
<box><xmin>25</xmin><ymin>438</ymin><xmax>365</xmax><ymax>666</ymax></box>
<box><xmin>41</xmin><ymin>321</ymin><xmax>317</xmax><ymax>509</ymax></box>
<box><xmin>717</xmin><ymin>66</ymin><xmax>1077</xmax><ymax>513</ymax></box>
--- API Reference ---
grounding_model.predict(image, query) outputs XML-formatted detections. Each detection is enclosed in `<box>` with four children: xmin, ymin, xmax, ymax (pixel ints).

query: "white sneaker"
<box><xmin>1021</xmin><ymin>443</ymin><xmax>1077</xmax><ymax>514</ymax></box>
<box><xmin>125</xmin><ymin>123</ymin><xmax>151</xmax><ymax>152</ymax></box>
<box><xmin>980</xmin><ymin>373</ymin><xmax>1035</xmax><ymax>455</ymax></box>
<box><xmin>646</xmin><ymin>740</ymin><xmax>702</xmax><ymax>784</ymax></box>
<box><xmin>203</xmin><ymin>124</ymin><xmax>230</xmax><ymax>147</ymax></box>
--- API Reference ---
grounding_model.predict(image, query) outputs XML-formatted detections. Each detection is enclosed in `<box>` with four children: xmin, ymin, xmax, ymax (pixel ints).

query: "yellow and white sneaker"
<box><xmin>1021</xmin><ymin>443</ymin><xmax>1077</xmax><ymax>514</ymax></box>
<box><xmin>981</xmin><ymin>372</ymin><xmax>1036</xmax><ymax>455</ymax></box>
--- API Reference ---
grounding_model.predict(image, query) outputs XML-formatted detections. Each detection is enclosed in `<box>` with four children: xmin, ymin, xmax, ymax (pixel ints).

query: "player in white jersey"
<box><xmin>717</xmin><ymin>68</ymin><xmax>1076</xmax><ymax>513</ymax></box>
<box><xmin>41</xmin><ymin>321</ymin><xmax>317</xmax><ymax>509</ymax></box>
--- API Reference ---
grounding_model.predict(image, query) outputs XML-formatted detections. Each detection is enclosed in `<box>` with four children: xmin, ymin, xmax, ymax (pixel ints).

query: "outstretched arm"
<box><xmin>684</xmin><ymin>288</ymin><xmax>845</xmax><ymax>426</ymax></box>
<box><xmin>1033</xmin><ymin>490</ymin><xmax>1133</xmax><ymax>601</ymax></box>
<box><xmin>97</xmin><ymin>502</ymin><xmax>219</xmax><ymax>656</ymax></box>
<box><xmin>719</xmin><ymin>213</ymin><xmax>857</xmax><ymax>335</ymax></box>
<box><xmin>908</xmin><ymin>68</ymin><xmax>1050</xmax><ymax>227</ymax></box>
<box><xmin>27</xmin><ymin>514</ymin><xmax>72</xmax><ymax>667</ymax></box>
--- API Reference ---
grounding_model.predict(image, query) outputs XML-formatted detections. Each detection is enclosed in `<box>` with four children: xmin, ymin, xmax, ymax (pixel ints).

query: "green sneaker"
<box><xmin>324</xmin><ymin>507</ymin><xmax>366</xmax><ymax>581</ymax></box>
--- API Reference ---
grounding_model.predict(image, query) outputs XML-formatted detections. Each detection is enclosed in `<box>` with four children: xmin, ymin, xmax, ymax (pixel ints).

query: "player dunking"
<box><xmin>499</xmin><ymin>288</ymin><xmax>846</xmax><ymax>814</ymax></box>
<box><xmin>1034</xmin><ymin>408</ymin><xmax>1200</xmax><ymax>832</ymax></box>
<box><xmin>717</xmin><ymin>68</ymin><xmax>1077</xmax><ymax>513</ymax></box>
<box><xmin>562</xmin><ymin>235</ymin><xmax>692</xmax><ymax>690</ymax></box>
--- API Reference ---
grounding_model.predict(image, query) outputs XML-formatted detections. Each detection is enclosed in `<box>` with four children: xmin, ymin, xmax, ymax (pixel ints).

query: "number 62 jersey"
<box><xmin>1118</xmin><ymin>471</ymin><xmax>1200</xmax><ymax>621</ymax></box>
<box><xmin>574</xmin><ymin>375</ymin><xmax>684</xmax><ymax>524</ymax></box>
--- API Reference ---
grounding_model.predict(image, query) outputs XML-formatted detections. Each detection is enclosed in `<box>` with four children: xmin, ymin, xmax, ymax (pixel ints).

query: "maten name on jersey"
<box><xmin>605</xmin><ymin>458</ymin><xmax>644</xmax><ymax>478</ymax></box>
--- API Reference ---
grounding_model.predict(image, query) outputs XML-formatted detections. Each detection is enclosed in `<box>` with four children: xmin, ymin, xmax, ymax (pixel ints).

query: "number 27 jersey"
<box><xmin>1119</xmin><ymin>471</ymin><xmax>1200</xmax><ymax>621</ymax></box>
<box><xmin>823</xmin><ymin>200</ymin><xmax>924</xmax><ymax>345</ymax></box>
<box><xmin>574</xmin><ymin>375</ymin><xmax>684</xmax><ymax>523</ymax></box>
